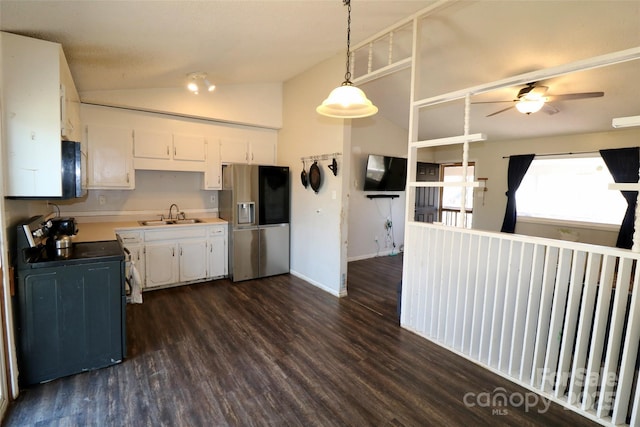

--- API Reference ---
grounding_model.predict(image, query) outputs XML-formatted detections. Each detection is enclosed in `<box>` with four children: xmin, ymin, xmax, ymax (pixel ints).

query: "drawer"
<box><xmin>208</xmin><ymin>226</ymin><xmax>226</xmax><ymax>237</ymax></box>
<box><xmin>144</xmin><ymin>227</ymin><xmax>207</xmax><ymax>242</ymax></box>
<box><xmin>116</xmin><ymin>231</ymin><xmax>143</xmax><ymax>244</ymax></box>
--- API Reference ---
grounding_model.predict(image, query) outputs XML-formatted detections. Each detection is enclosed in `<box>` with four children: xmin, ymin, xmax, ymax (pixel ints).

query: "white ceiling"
<box><xmin>0</xmin><ymin>0</ymin><xmax>432</xmax><ymax>90</ymax></box>
<box><xmin>2</xmin><ymin>0</ymin><xmax>640</xmax><ymax>141</ymax></box>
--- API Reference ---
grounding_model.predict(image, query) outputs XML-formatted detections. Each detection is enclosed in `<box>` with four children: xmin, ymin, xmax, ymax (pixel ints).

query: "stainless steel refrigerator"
<box><xmin>219</xmin><ymin>164</ymin><xmax>290</xmax><ymax>282</ymax></box>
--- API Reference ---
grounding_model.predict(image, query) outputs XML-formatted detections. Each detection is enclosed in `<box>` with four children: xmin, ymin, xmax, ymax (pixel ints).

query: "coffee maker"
<box><xmin>43</xmin><ymin>217</ymin><xmax>78</xmax><ymax>258</ymax></box>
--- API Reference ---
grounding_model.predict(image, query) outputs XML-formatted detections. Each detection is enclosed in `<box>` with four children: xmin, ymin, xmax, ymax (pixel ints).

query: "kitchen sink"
<box><xmin>139</xmin><ymin>220</ymin><xmax>174</xmax><ymax>226</ymax></box>
<box><xmin>138</xmin><ymin>218</ymin><xmax>204</xmax><ymax>226</ymax></box>
<box><xmin>173</xmin><ymin>219</ymin><xmax>203</xmax><ymax>224</ymax></box>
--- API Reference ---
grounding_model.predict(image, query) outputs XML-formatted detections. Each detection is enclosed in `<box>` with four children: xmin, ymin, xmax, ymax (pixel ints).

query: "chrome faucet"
<box><xmin>168</xmin><ymin>203</ymin><xmax>179</xmax><ymax>220</ymax></box>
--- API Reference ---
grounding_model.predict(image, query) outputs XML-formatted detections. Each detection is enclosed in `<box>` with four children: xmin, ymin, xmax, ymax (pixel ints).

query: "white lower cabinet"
<box><xmin>207</xmin><ymin>226</ymin><xmax>228</xmax><ymax>278</ymax></box>
<box><xmin>145</xmin><ymin>242</ymin><xmax>180</xmax><ymax>288</ymax></box>
<box><xmin>119</xmin><ymin>223</ymin><xmax>227</xmax><ymax>290</ymax></box>
<box><xmin>179</xmin><ymin>239</ymin><xmax>208</xmax><ymax>282</ymax></box>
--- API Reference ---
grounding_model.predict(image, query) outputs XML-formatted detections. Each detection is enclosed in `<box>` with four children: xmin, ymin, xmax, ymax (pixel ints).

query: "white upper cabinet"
<box><xmin>173</xmin><ymin>133</ymin><xmax>206</xmax><ymax>161</ymax></box>
<box><xmin>202</xmin><ymin>139</ymin><xmax>222</xmax><ymax>190</ymax></box>
<box><xmin>220</xmin><ymin>138</ymin><xmax>276</xmax><ymax>165</ymax></box>
<box><xmin>60</xmin><ymin>60</ymin><xmax>81</xmax><ymax>143</ymax></box>
<box><xmin>86</xmin><ymin>124</ymin><xmax>135</xmax><ymax>189</ymax></box>
<box><xmin>133</xmin><ymin>129</ymin><xmax>172</xmax><ymax>160</ymax></box>
<box><xmin>220</xmin><ymin>138</ymin><xmax>250</xmax><ymax>164</ymax></box>
<box><xmin>1</xmin><ymin>32</ymin><xmax>80</xmax><ymax>197</ymax></box>
<box><xmin>249</xmin><ymin>140</ymin><xmax>277</xmax><ymax>165</ymax></box>
<box><xmin>133</xmin><ymin>130</ymin><xmax>206</xmax><ymax>171</ymax></box>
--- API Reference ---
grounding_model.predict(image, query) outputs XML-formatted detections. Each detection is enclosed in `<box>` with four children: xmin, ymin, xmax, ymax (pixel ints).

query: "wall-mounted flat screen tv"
<box><xmin>363</xmin><ymin>154</ymin><xmax>407</xmax><ymax>191</ymax></box>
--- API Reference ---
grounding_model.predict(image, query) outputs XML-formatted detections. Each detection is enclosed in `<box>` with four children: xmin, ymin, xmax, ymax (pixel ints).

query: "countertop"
<box><xmin>72</xmin><ymin>218</ymin><xmax>228</xmax><ymax>243</ymax></box>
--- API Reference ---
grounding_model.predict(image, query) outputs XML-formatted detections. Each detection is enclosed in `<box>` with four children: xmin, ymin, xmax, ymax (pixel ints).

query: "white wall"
<box><xmin>432</xmin><ymin>128</ymin><xmax>640</xmax><ymax>246</ymax></box>
<box><xmin>348</xmin><ymin>115</ymin><xmax>408</xmax><ymax>260</ymax></box>
<box><xmin>81</xmin><ymin>83</ymin><xmax>282</xmax><ymax>130</ymax></box>
<box><xmin>278</xmin><ymin>54</ymin><xmax>349</xmax><ymax>297</ymax></box>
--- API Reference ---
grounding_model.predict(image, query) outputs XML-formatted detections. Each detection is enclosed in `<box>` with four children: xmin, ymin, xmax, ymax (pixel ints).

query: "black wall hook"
<box><xmin>328</xmin><ymin>158</ymin><xmax>338</xmax><ymax>176</ymax></box>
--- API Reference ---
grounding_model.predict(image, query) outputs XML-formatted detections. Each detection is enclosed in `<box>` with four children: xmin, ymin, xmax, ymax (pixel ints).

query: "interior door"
<box><xmin>414</xmin><ymin>162</ymin><xmax>440</xmax><ymax>222</ymax></box>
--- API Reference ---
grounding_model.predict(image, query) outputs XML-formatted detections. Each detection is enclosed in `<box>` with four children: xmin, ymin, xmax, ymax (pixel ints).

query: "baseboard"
<box><xmin>289</xmin><ymin>270</ymin><xmax>343</xmax><ymax>298</ymax></box>
<box><xmin>347</xmin><ymin>249</ymin><xmax>401</xmax><ymax>262</ymax></box>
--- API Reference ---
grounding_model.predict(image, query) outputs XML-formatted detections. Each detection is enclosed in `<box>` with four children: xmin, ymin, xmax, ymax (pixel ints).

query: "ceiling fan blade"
<box><xmin>528</xmin><ymin>85</ymin><xmax>549</xmax><ymax>97</ymax></box>
<box><xmin>547</xmin><ymin>91</ymin><xmax>604</xmax><ymax>101</ymax></box>
<box><xmin>486</xmin><ymin>105</ymin><xmax>515</xmax><ymax>117</ymax></box>
<box><xmin>542</xmin><ymin>103</ymin><xmax>560</xmax><ymax>115</ymax></box>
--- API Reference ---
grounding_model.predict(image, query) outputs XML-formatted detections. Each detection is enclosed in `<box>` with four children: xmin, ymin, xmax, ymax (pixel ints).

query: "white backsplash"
<box><xmin>53</xmin><ymin>169</ymin><xmax>219</xmax><ymax>222</ymax></box>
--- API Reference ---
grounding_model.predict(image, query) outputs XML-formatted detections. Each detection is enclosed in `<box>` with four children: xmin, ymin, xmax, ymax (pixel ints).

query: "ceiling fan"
<box><xmin>476</xmin><ymin>82</ymin><xmax>604</xmax><ymax>117</ymax></box>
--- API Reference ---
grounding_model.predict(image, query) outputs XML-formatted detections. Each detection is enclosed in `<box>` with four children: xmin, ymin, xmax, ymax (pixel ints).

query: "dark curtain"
<box><xmin>600</xmin><ymin>147</ymin><xmax>640</xmax><ymax>249</ymax></box>
<box><xmin>500</xmin><ymin>154</ymin><xmax>535</xmax><ymax>233</ymax></box>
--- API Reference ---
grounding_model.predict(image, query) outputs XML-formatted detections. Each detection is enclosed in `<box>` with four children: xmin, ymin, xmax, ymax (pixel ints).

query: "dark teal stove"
<box><xmin>14</xmin><ymin>216</ymin><xmax>126</xmax><ymax>386</ymax></box>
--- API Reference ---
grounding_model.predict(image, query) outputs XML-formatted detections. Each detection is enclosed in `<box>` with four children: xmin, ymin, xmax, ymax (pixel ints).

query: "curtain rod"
<box><xmin>502</xmin><ymin>150</ymin><xmax>599</xmax><ymax>159</ymax></box>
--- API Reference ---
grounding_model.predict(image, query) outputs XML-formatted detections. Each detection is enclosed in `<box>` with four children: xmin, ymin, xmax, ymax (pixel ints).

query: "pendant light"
<box><xmin>316</xmin><ymin>0</ymin><xmax>378</xmax><ymax>119</ymax></box>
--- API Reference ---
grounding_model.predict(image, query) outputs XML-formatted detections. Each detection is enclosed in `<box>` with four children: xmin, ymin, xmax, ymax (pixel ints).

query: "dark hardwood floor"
<box><xmin>3</xmin><ymin>254</ymin><xmax>597</xmax><ymax>426</ymax></box>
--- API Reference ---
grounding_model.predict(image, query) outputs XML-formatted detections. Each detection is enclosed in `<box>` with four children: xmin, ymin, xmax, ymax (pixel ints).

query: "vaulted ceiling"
<box><xmin>2</xmin><ymin>1</ymin><xmax>639</xmax><ymax>141</ymax></box>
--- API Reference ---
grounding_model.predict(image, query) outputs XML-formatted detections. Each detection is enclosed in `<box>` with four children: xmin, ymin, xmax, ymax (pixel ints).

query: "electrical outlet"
<box><xmin>210</xmin><ymin>194</ymin><xmax>216</xmax><ymax>203</ymax></box>
<box><xmin>99</xmin><ymin>195</ymin><xmax>106</xmax><ymax>205</ymax></box>
<box><xmin>374</xmin><ymin>235</ymin><xmax>378</xmax><ymax>242</ymax></box>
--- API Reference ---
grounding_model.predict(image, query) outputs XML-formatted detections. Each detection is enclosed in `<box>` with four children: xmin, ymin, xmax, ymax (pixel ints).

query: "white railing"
<box><xmin>401</xmin><ymin>222</ymin><xmax>640</xmax><ymax>426</ymax></box>
<box><xmin>440</xmin><ymin>208</ymin><xmax>472</xmax><ymax>229</ymax></box>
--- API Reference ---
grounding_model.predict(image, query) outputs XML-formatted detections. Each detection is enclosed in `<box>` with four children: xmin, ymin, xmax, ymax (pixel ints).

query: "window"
<box><xmin>441</xmin><ymin>164</ymin><xmax>474</xmax><ymax>228</ymax></box>
<box><xmin>516</xmin><ymin>156</ymin><xmax>627</xmax><ymax>225</ymax></box>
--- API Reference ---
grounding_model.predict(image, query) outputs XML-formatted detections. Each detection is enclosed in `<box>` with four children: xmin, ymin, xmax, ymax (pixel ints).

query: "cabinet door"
<box><xmin>220</xmin><ymin>138</ymin><xmax>249</xmax><ymax>164</ymax></box>
<box><xmin>133</xmin><ymin>129</ymin><xmax>172</xmax><ymax>160</ymax></box>
<box><xmin>86</xmin><ymin>124</ymin><xmax>134</xmax><ymax>189</ymax></box>
<box><xmin>179</xmin><ymin>239</ymin><xmax>208</xmax><ymax>282</ymax></box>
<box><xmin>173</xmin><ymin>133</ymin><xmax>206</xmax><ymax>161</ymax></box>
<box><xmin>145</xmin><ymin>242</ymin><xmax>179</xmax><ymax>288</ymax></box>
<box><xmin>2</xmin><ymin>33</ymin><xmax>65</xmax><ymax>197</ymax></box>
<box><xmin>208</xmin><ymin>235</ymin><xmax>228</xmax><ymax>278</ymax></box>
<box><xmin>203</xmin><ymin>139</ymin><xmax>222</xmax><ymax>190</ymax></box>
<box><xmin>249</xmin><ymin>140</ymin><xmax>276</xmax><ymax>165</ymax></box>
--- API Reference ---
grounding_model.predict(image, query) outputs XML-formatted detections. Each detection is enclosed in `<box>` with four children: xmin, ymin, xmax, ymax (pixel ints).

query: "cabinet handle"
<box><xmin>251</xmin><ymin>152</ymin><xmax>254</xmax><ymax>161</ymax></box>
<box><xmin>218</xmin><ymin>176</ymin><xmax>221</xmax><ymax>184</ymax></box>
<box><xmin>167</xmin><ymin>146</ymin><xmax>170</xmax><ymax>156</ymax></box>
<box><xmin>180</xmin><ymin>247</ymin><xmax>183</xmax><ymax>256</ymax></box>
<box><xmin>174</xmin><ymin>146</ymin><xmax>177</xmax><ymax>157</ymax></box>
<box><xmin>245</xmin><ymin>152</ymin><xmax>248</xmax><ymax>161</ymax></box>
<box><xmin>126</xmin><ymin>173</ymin><xmax>130</xmax><ymax>183</ymax></box>
<box><xmin>172</xmin><ymin>248</ymin><xmax>175</xmax><ymax>257</ymax></box>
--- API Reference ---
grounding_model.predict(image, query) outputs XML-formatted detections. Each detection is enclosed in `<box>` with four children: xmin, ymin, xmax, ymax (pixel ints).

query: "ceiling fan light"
<box><xmin>516</xmin><ymin>99</ymin><xmax>545</xmax><ymax>114</ymax></box>
<box><xmin>316</xmin><ymin>84</ymin><xmax>378</xmax><ymax>118</ymax></box>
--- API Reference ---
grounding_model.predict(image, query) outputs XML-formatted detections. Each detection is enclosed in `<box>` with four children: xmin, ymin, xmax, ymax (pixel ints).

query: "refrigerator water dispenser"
<box><xmin>237</xmin><ymin>202</ymin><xmax>255</xmax><ymax>225</ymax></box>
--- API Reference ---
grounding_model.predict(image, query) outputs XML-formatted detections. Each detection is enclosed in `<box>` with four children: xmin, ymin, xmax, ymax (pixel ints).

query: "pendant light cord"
<box><xmin>343</xmin><ymin>0</ymin><xmax>352</xmax><ymax>84</ymax></box>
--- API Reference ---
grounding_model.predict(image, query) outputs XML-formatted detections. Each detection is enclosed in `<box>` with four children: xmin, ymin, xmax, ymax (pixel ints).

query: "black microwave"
<box><xmin>60</xmin><ymin>140</ymin><xmax>86</xmax><ymax>199</ymax></box>
<box><xmin>6</xmin><ymin>140</ymin><xmax>86</xmax><ymax>200</ymax></box>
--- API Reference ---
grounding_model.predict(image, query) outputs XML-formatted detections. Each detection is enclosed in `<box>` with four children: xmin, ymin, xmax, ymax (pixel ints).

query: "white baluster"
<box><xmin>460</xmin><ymin>94</ymin><xmax>470</xmax><ymax>228</ymax></box>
